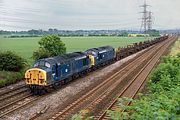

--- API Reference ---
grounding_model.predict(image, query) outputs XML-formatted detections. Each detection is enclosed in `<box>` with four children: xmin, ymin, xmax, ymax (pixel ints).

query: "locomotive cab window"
<box><xmin>33</xmin><ymin>61</ymin><xmax>51</xmax><ymax>69</ymax></box>
<box><xmin>45</xmin><ymin>62</ymin><xmax>51</xmax><ymax>68</ymax></box>
<box><xmin>33</xmin><ymin>62</ymin><xmax>39</xmax><ymax>68</ymax></box>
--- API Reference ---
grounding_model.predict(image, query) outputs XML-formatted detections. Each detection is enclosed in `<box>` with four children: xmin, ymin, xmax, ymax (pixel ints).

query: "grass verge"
<box><xmin>170</xmin><ymin>38</ymin><xmax>180</xmax><ymax>56</ymax></box>
<box><xmin>0</xmin><ymin>71</ymin><xmax>24</xmax><ymax>88</ymax></box>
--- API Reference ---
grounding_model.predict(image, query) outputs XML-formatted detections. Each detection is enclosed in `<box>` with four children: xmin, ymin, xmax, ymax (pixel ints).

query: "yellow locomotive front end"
<box><xmin>25</xmin><ymin>68</ymin><xmax>47</xmax><ymax>86</ymax></box>
<box><xmin>89</xmin><ymin>55</ymin><xmax>95</xmax><ymax>66</ymax></box>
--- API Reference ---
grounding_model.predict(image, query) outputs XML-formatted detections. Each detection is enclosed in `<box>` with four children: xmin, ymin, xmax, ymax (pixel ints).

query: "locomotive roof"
<box><xmin>85</xmin><ymin>46</ymin><xmax>114</xmax><ymax>53</ymax></box>
<box><xmin>39</xmin><ymin>52</ymin><xmax>87</xmax><ymax>65</ymax></box>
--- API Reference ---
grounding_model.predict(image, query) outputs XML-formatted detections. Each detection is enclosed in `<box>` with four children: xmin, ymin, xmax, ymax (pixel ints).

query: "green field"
<box><xmin>0</xmin><ymin>36</ymin><xmax>152</xmax><ymax>63</ymax></box>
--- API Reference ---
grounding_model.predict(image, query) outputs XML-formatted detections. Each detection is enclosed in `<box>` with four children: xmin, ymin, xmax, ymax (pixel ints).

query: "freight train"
<box><xmin>25</xmin><ymin>35</ymin><xmax>168</xmax><ymax>94</ymax></box>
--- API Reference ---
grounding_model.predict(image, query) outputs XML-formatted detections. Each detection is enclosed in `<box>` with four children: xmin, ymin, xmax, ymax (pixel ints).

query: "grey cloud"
<box><xmin>0</xmin><ymin>0</ymin><xmax>179</xmax><ymax>30</ymax></box>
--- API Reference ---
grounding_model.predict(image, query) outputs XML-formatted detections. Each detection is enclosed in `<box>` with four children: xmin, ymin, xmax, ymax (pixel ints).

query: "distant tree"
<box><xmin>33</xmin><ymin>35</ymin><xmax>66</xmax><ymax>60</ymax></box>
<box><xmin>147</xmin><ymin>29</ymin><xmax>160</xmax><ymax>37</ymax></box>
<box><xmin>27</xmin><ymin>29</ymin><xmax>42</xmax><ymax>35</ymax></box>
<box><xmin>121</xmin><ymin>32</ymin><xmax>128</xmax><ymax>37</ymax></box>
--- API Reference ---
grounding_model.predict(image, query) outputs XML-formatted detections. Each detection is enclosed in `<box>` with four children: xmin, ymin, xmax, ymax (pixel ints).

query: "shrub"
<box><xmin>0</xmin><ymin>51</ymin><xmax>27</xmax><ymax>72</ymax></box>
<box><xmin>72</xmin><ymin>110</ymin><xmax>94</xmax><ymax>120</ymax></box>
<box><xmin>0</xmin><ymin>80</ymin><xmax>6</xmax><ymax>87</ymax></box>
<box><xmin>150</xmin><ymin>63</ymin><xmax>178</xmax><ymax>84</ymax></box>
<box><xmin>150</xmin><ymin>57</ymin><xmax>180</xmax><ymax>84</ymax></box>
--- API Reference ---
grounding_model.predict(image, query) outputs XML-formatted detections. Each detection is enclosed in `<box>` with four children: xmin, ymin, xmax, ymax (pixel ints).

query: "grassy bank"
<box><xmin>0</xmin><ymin>71</ymin><xmax>24</xmax><ymax>87</ymax></box>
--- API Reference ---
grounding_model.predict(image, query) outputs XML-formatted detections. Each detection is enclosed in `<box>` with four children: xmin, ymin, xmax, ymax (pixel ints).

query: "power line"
<box><xmin>140</xmin><ymin>0</ymin><xmax>153</xmax><ymax>33</ymax></box>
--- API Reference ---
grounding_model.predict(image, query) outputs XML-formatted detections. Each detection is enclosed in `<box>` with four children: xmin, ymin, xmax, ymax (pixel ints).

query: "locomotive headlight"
<box><xmin>40</xmin><ymin>79</ymin><xmax>44</xmax><ymax>84</ymax></box>
<box><xmin>27</xmin><ymin>79</ymin><xmax>30</xmax><ymax>83</ymax></box>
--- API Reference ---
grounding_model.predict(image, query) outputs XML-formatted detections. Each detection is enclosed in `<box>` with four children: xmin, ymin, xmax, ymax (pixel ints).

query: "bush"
<box><xmin>0</xmin><ymin>80</ymin><xmax>6</xmax><ymax>87</ymax></box>
<box><xmin>150</xmin><ymin>63</ymin><xmax>178</xmax><ymax>84</ymax></box>
<box><xmin>0</xmin><ymin>51</ymin><xmax>27</xmax><ymax>72</ymax></box>
<box><xmin>72</xmin><ymin>110</ymin><xmax>94</xmax><ymax>120</ymax></box>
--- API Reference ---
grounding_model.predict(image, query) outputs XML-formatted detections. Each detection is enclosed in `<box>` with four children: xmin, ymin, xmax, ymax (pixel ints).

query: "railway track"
<box><xmin>96</xmin><ymin>35</ymin><xmax>177</xmax><ymax>120</ymax></box>
<box><xmin>0</xmin><ymin>94</ymin><xmax>39</xmax><ymax>118</ymax></box>
<box><xmin>0</xmin><ymin>84</ymin><xmax>26</xmax><ymax>97</ymax></box>
<box><xmin>49</xmin><ymin>35</ymin><xmax>177</xmax><ymax>120</ymax></box>
<box><xmin>0</xmin><ymin>84</ymin><xmax>40</xmax><ymax>119</ymax></box>
<box><xmin>0</xmin><ymin>86</ymin><xmax>29</xmax><ymax>102</ymax></box>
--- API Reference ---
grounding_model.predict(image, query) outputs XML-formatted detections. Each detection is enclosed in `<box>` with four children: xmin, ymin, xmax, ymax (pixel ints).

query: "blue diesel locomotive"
<box><xmin>25</xmin><ymin>46</ymin><xmax>115</xmax><ymax>94</ymax></box>
<box><xmin>85</xmin><ymin>46</ymin><xmax>116</xmax><ymax>66</ymax></box>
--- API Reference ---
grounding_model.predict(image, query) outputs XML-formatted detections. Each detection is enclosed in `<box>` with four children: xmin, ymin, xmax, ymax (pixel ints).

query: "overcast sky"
<box><xmin>0</xmin><ymin>0</ymin><xmax>180</xmax><ymax>30</ymax></box>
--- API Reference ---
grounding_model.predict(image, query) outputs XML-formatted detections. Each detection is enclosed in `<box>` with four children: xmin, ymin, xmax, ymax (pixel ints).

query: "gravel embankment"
<box><xmin>0</xmin><ymin>81</ymin><xmax>24</xmax><ymax>94</ymax></box>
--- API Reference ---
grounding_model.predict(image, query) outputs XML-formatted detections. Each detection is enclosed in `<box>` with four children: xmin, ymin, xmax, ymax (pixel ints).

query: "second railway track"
<box><xmin>49</xmin><ymin>35</ymin><xmax>177</xmax><ymax>120</ymax></box>
<box><xmin>0</xmin><ymin>86</ymin><xmax>29</xmax><ymax>102</ymax></box>
<box><xmin>0</xmin><ymin>84</ymin><xmax>40</xmax><ymax>119</ymax></box>
<box><xmin>0</xmin><ymin>93</ymin><xmax>39</xmax><ymax>119</ymax></box>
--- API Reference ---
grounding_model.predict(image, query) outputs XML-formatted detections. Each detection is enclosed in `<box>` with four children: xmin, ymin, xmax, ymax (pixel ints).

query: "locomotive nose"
<box><xmin>25</xmin><ymin>68</ymin><xmax>47</xmax><ymax>86</ymax></box>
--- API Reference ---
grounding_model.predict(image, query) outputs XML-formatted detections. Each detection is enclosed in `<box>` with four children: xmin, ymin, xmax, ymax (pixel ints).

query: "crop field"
<box><xmin>0</xmin><ymin>36</ymin><xmax>152</xmax><ymax>63</ymax></box>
